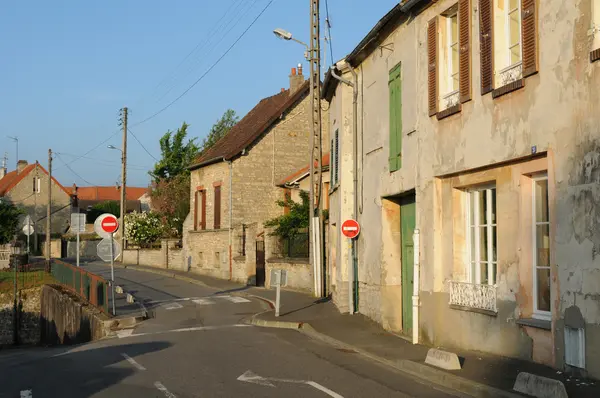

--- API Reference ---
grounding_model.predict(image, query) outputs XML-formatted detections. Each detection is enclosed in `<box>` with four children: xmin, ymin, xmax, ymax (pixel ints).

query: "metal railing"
<box><xmin>448</xmin><ymin>280</ymin><xmax>497</xmax><ymax>313</ymax></box>
<box><xmin>50</xmin><ymin>260</ymin><xmax>109</xmax><ymax>314</ymax></box>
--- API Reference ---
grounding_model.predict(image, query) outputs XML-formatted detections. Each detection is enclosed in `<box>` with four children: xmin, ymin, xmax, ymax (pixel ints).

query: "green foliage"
<box><xmin>152</xmin><ymin>122</ymin><xmax>200</xmax><ymax>181</ymax></box>
<box><xmin>125</xmin><ymin>211</ymin><xmax>173</xmax><ymax>247</ymax></box>
<box><xmin>0</xmin><ymin>201</ymin><xmax>24</xmax><ymax>244</ymax></box>
<box><xmin>87</xmin><ymin>201</ymin><xmax>120</xmax><ymax>224</ymax></box>
<box><xmin>200</xmin><ymin>109</ymin><xmax>239</xmax><ymax>154</ymax></box>
<box><xmin>264</xmin><ymin>190</ymin><xmax>309</xmax><ymax>240</ymax></box>
<box><xmin>150</xmin><ymin>174</ymin><xmax>189</xmax><ymax>236</ymax></box>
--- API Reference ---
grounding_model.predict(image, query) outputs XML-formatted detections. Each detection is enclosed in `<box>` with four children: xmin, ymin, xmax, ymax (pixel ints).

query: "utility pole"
<box><xmin>8</xmin><ymin>136</ymin><xmax>18</xmax><ymax>171</ymax></box>
<box><xmin>46</xmin><ymin>149</ymin><xmax>52</xmax><ymax>265</ymax></box>
<box><xmin>34</xmin><ymin>163</ymin><xmax>39</xmax><ymax>254</ymax></box>
<box><xmin>119</xmin><ymin>107</ymin><xmax>128</xmax><ymax>260</ymax></box>
<box><xmin>309</xmin><ymin>0</ymin><xmax>324</xmax><ymax>297</ymax></box>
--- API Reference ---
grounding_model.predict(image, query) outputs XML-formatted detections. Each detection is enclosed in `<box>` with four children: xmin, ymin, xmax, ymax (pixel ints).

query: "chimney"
<box><xmin>17</xmin><ymin>160</ymin><xmax>28</xmax><ymax>175</ymax></box>
<box><xmin>289</xmin><ymin>64</ymin><xmax>305</xmax><ymax>94</ymax></box>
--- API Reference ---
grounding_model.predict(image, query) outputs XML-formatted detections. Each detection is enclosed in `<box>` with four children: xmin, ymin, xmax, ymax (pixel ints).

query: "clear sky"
<box><xmin>1</xmin><ymin>0</ymin><xmax>397</xmax><ymax>187</ymax></box>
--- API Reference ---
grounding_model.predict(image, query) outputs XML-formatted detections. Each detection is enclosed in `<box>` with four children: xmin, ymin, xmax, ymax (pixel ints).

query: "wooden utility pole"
<box><xmin>308</xmin><ymin>0</ymin><xmax>324</xmax><ymax>297</ymax></box>
<box><xmin>46</xmin><ymin>149</ymin><xmax>52</xmax><ymax>263</ymax></box>
<box><xmin>119</xmin><ymin>107</ymin><xmax>128</xmax><ymax>260</ymax></box>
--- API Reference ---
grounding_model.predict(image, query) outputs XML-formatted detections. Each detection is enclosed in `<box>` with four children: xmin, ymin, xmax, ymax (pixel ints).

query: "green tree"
<box><xmin>200</xmin><ymin>109</ymin><xmax>239</xmax><ymax>154</ymax></box>
<box><xmin>150</xmin><ymin>173</ymin><xmax>190</xmax><ymax>235</ymax></box>
<box><xmin>264</xmin><ymin>190</ymin><xmax>310</xmax><ymax>240</ymax></box>
<box><xmin>87</xmin><ymin>201</ymin><xmax>120</xmax><ymax>224</ymax></box>
<box><xmin>0</xmin><ymin>201</ymin><xmax>24</xmax><ymax>244</ymax></box>
<box><xmin>151</xmin><ymin>122</ymin><xmax>199</xmax><ymax>181</ymax></box>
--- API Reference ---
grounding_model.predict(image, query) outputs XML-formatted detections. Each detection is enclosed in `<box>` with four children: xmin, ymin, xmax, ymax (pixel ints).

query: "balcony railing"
<box><xmin>497</xmin><ymin>62</ymin><xmax>523</xmax><ymax>87</ymax></box>
<box><xmin>448</xmin><ymin>280</ymin><xmax>497</xmax><ymax>313</ymax></box>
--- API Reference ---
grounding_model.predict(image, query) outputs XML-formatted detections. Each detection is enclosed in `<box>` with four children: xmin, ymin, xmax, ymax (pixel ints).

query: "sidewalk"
<box><xmin>120</xmin><ymin>263</ymin><xmax>598</xmax><ymax>398</ymax></box>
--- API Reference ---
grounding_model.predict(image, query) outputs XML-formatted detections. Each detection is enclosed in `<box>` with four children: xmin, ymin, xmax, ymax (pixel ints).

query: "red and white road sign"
<box><xmin>341</xmin><ymin>219</ymin><xmax>360</xmax><ymax>239</ymax></box>
<box><xmin>101</xmin><ymin>215</ymin><xmax>119</xmax><ymax>234</ymax></box>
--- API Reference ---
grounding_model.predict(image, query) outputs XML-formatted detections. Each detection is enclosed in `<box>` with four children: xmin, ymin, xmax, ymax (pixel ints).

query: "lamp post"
<box><xmin>108</xmin><ymin>144</ymin><xmax>125</xmax><ymax>260</ymax></box>
<box><xmin>273</xmin><ymin>28</ymin><xmax>310</xmax><ymax>60</ymax></box>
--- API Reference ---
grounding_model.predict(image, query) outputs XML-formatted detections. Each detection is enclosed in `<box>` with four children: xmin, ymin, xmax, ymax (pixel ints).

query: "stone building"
<box><xmin>323</xmin><ymin>0</ymin><xmax>600</xmax><ymax>379</ymax></box>
<box><xmin>0</xmin><ymin>160</ymin><xmax>71</xmax><ymax>250</ymax></box>
<box><xmin>184</xmin><ymin>66</ymin><xmax>329</xmax><ymax>286</ymax></box>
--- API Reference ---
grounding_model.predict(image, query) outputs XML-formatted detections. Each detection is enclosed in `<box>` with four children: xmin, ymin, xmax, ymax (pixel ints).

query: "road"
<box><xmin>0</xmin><ymin>263</ymin><xmax>462</xmax><ymax>398</ymax></box>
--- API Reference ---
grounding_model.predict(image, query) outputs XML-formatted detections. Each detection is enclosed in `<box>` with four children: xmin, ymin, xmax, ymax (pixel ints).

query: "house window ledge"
<box><xmin>516</xmin><ymin>318</ymin><xmax>551</xmax><ymax>331</ymax></box>
<box><xmin>266</xmin><ymin>257</ymin><xmax>310</xmax><ymax>264</ymax></box>
<box><xmin>436</xmin><ymin>104</ymin><xmax>462</xmax><ymax>120</ymax></box>
<box><xmin>448</xmin><ymin>280</ymin><xmax>498</xmax><ymax>314</ymax></box>
<box><xmin>450</xmin><ymin>304</ymin><xmax>497</xmax><ymax>317</ymax></box>
<box><xmin>493</xmin><ymin>63</ymin><xmax>524</xmax><ymax>98</ymax></box>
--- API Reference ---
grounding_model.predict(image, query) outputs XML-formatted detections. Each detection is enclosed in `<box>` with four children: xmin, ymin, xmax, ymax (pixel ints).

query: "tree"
<box><xmin>151</xmin><ymin>122</ymin><xmax>199</xmax><ymax>181</ymax></box>
<box><xmin>124</xmin><ymin>211</ymin><xmax>169</xmax><ymax>248</ymax></box>
<box><xmin>150</xmin><ymin>173</ymin><xmax>190</xmax><ymax>235</ymax></box>
<box><xmin>200</xmin><ymin>109</ymin><xmax>239</xmax><ymax>154</ymax></box>
<box><xmin>86</xmin><ymin>201</ymin><xmax>120</xmax><ymax>224</ymax></box>
<box><xmin>0</xmin><ymin>201</ymin><xmax>24</xmax><ymax>244</ymax></box>
<box><xmin>264</xmin><ymin>191</ymin><xmax>310</xmax><ymax>240</ymax></box>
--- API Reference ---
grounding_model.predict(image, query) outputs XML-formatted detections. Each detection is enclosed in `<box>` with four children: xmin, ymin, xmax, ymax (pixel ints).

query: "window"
<box><xmin>440</xmin><ymin>10</ymin><xmax>460</xmax><ymax>109</ymax></box>
<box><xmin>591</xmin><ymin>0</ymin><xmax>600</xmax><ymax>62</ymax></box>
<box><xmin>331</xmin><ymin>129</ymin><xmax>339</xmax><ymax>186</ymax></box>
<box><xmin>214</xmin><ymin>185</ymin><xmax>221</xmax><ymax>229</ymax></box>
<box><xmin>32</xmin><ymin>177</ymin><xmax>41</xmax><ymax>193</ymax></box>
<box><xmin>389</xmin><ymin>64</ymin><xmax>402</xmax><ymax>171</ymax></box>
<box><xmin>533</xmin><ymin>175</ymin><xmax>551</xmax><ymax>319</ymax></box>
<box><xmin>238</xmin><ymin>225</ymin><xmax>246</xmax><ymax>256</ymax></box>
<box><xmin>466</xmin><ymin>186</ymin><xmax>497</xmax><ymax>285</ymax></box>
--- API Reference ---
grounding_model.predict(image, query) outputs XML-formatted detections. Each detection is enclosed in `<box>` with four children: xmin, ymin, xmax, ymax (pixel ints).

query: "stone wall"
<box><xmin>0</xmin><ymin>287</ymin><xmax>42</xmax><ymax>346</ymax></box>
<box><xmin>40</xmin><ymin>284</ymin><xmax>109</xmax><ymax>345</ymax></box>
<box><xmin>122</xmin><ymin>239</ymin><xmax>183</xmax><ymax>270</ymax></box>
<box><xmin>66</xmin><ymin>239</ymin><xmax>101</xmax><ymax>259</ymax></box>
<box><xmin>265</xmin><ymin>259</ymin><xmax>313</xmax><ymax>292</ymax></box>
<box><xmin>40</xmin><ymin>239</ymin><xmax>63</xmax><ymax>259</ymax></box>
<box><xmin>187</xmin><ymin>229</ymin><xmax>230</xmax><ymax>280</ymax></box>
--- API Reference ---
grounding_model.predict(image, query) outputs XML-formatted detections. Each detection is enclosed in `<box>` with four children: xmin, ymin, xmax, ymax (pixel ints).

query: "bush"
<box><xmin>125</xmin><ymin>211</ymin><xmax>172</xmax><ymax>247</ymax></box>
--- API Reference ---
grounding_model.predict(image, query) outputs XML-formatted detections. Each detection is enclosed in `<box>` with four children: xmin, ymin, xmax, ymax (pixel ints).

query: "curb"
<box><xmin>249</xmin><ymin>318</ymin><xmax>519</xmax><ymax>398</ymax></box>
<box><xmin>122</xmin><ymin>265</ymin><xmax>210</xmax><ymax>289</ymax></box>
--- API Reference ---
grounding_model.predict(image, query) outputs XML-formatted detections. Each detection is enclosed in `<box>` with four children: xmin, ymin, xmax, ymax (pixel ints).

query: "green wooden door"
<box><xmin>400</xmin><ymin>195</ymin><xmax>416</xmax><ymax>334</ymax></box>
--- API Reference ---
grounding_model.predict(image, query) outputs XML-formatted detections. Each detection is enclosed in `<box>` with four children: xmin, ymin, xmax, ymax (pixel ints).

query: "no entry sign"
<box><xmin>341</xmin><ymin>219</ymin><xmax>360</xmax><ymax>239</ymax></box>
<box><xmin>101</xmin><ymin>215</ymin><xmax>119</xmax><ymax>234</ymax></box>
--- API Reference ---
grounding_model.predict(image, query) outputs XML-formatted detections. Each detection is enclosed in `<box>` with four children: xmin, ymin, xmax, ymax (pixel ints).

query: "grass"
<box><xmin>0</xmin><ymin>270</ymin><xmax>56</xmax><ymax>294</ymax></box>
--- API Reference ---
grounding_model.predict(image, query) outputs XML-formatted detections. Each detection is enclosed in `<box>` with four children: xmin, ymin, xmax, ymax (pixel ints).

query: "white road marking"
<box><xmin>116</xmin><ymin>329</ymin><xmax>134</xmax><ymax>338</ymax></box>
<box><xmin>154</xmin><ymin>381</ymin><xmax>177</xmax><ymax>398</ymax></box>
<box><xmin>162</xmin><ymin>302</ymin><xmax>183</xmax><ymax>310</ymax></box>
<box><xmin>20</xmin><ymin>390</ymin><xmax>32</xmax><ymax>398</ymax></box>
<box><xmin>237</xmin><ymin>370</ymin><xmax>344</xmax><ymax>397</ymax></box>
<box><xmin>192</xmin><ymin>298</ymin><xmax>215</xmax><ymax>305</ymax></box>
<box><xmin>117</xmin><ymin>324</ymin><xmax>251</xmax><ymax>339</ymax></box>
<box><xmin>224</xmin><ymin>296</ymin><xmax>251</xmax><ymax>303</ymax></box>
<box><xmin>121</xmin><ymin>353</ymin><xmax>146</xmax><ymax>371</ymax></box>
<box><xmin>147</xmin><ymin>297</ymin><xmax>198</xmax><ymax>304</ymax></box>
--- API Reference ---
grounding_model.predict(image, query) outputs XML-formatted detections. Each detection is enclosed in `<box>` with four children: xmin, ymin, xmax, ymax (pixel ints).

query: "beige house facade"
<box><xmin>184</xmin><ymin>67</ymin><xmax>329</xmax><ymax>286</ymax></box>
<box><xmin>323</xmin><ymin>0</ymin><xmax>600</xmax><ymax>378</ymax></box>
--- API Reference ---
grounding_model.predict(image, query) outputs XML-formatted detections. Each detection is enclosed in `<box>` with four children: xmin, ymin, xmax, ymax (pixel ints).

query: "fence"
<box><xmin>50</xmin><ymin>260</ymin><xmax>109</xmax><ymax>314</ymax></box>
<box><xmin>281</xmin><ymin>232</ymin><xmax>310</xmax><ymax>258</ymax></box>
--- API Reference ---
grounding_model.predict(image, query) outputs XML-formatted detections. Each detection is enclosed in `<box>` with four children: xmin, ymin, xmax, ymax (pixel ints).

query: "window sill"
<box><xmin>436</xmin><ymin>104</ymin><xmax>462</xmax><ymax>120</ymax></box>
<box><xmin>266</xmin><ymin>257</ymin><xmax>310</xmax><ymax>264</ymax></box>
<box><xmin>591</xmin><ymin>48</ymin><xmax>600</xmax><ymax>63</ymax></box>
<box><xmin>329</xmin><ymin>183</ymin><xmax>340</xmax><ymax>195</ymax></box>
<box><xmin>190</xmin><ymin>228</ymin><xmax>226</xmax><ymax>234</ymax></box>
<box><xmin>233</xmin><ymin>255</ymin><xmax>246</xmax><ymax>261</ymax></box>
<box><xmin>449</xmin><ymin>304</ymin><xmax>497</xmax><ymax>317</ymax></box>
<box><xmin>492</xmin><ymin>79</ymin><xmax>525</xmax><ymax>99</ymax></box>
<box><xmin>516</xmin><ymin>318</ymin><xmax>551</xmax><ymax>331</ymax></box>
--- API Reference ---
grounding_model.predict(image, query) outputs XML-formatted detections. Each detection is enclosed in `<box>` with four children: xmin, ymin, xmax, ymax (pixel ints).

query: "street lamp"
<box><xmin>107</xmin><ymin>145</ymin><xmax>122</xmax><ymax>153</ymax></box>
<box><xmin>273</xmin><ymin>28</ymin><xmax>309</xmax><ymax>60</ymax></box>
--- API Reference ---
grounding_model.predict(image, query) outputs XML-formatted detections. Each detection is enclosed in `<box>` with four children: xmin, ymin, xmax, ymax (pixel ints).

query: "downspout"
<box><xmin>331</xmin><ymin>65</ymin><xmax>359</xmax><ymax>314</ymax></box>
<box><xmin>413</xmin><ymin>228</ymin><xmax>420</xmax><ymax>344</ymax></box>
<box><xmin>224</xmin><ymin>157</ymin><xmax>233</xmax><ymax>281</ymax></box>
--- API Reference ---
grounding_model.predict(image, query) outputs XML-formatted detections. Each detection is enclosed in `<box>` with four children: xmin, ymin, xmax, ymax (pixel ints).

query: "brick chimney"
<box><xmin>17</xmin><ymin>160</ymin><xmax>28</xmax><ymax>175</ymax></box>
<box><xmin>289</xmin><ymin>64</ymin><xmax>305</xmax><ymax>94</ymax></box>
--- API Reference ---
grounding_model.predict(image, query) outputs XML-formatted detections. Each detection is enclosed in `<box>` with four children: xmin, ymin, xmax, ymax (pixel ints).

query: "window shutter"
<box><xmin>334</xmin><ymin>130</ymin><xmax>339</xmax><ymax>184</ymax></box>
<box><xmin>201</xmin><ymin>191</ymin><xmax>206</xmax><ymax>230</ymax></box>
<box><xmin>427</xmin><ymin>18</ymin><xmax>438</xmax><ymax>116</ymax></box>
<box><xmin>479</xmin><ymin>0</ymin><xmax>493</xmax><ymax>95</ymax></box>
<box><xmin>214</xmin><ymin>186</ymin><xmax>221</xmax><ymax>229</ymax></box>
<box><xmin>459</xmin><ymin>0</ymin><xmax>472</xmax><ymax>103</ymax></box>
<box><xmin>194</xmin><ymin>191</ymin><xmax>198</xmax><ymax>231</ymax></box>
<box><xmin>521</xmin><ymin>0</ymin><xmax>538</xmax><ymax>77</ymax></box>
<box><xmin>388</xmin><ymin>65</ymin><xmax>402</xmax><ymax>172</ymax></box>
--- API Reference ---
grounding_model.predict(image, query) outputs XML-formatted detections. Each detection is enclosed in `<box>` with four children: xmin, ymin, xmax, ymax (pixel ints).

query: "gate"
<box><xmin>256</xmin><ymin>240</ymin><xmax>265</xmax><ymax>287</ymax></box>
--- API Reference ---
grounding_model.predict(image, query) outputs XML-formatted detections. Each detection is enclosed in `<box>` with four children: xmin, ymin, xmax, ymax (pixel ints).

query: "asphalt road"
<box><xmin>0</xmin><ymin>264</ymin><xmax>462</xmax><ymax>398</ymax></box>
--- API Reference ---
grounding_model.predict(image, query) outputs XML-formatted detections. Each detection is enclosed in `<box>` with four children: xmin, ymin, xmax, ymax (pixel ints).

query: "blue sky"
<box><xmin>1</xmin><ymin>0</ymin><xmax>397</xmax><ymax>187</ymax></box>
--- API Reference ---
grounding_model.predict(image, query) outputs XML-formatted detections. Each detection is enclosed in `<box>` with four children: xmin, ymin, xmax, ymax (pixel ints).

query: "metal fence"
<box><xmin>50</xmin><ymin>260</ymin><xmax>109</xmax><ymax>314</ymax></box>
<box><xmin>282</xmin><ymin>232</ymin><xmax>310</xmax><ymax>258</ymax></box>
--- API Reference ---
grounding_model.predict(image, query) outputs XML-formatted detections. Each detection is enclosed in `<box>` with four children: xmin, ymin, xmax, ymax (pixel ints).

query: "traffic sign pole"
<box><xmin>110</xmin><ymin>232</ymin><xmax>116</xmax><ymax>316</ymax></box>
<box><xmin>77</xmin><ymin>224</ymin><xmax>80</xmax><ymax>268</ymax></box>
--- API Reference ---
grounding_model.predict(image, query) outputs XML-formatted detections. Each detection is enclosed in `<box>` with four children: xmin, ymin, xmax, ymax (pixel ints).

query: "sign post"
<box><xmin>22</xmin><ymin>215</ymin><xmax>34</xmax><ymax>255</ymax></box>
<box><xmin>95</xmin><ymin>213</ymin><xmax>119</xmax><ymax>316</ymax></box>
<box><xmin>71</xmin><ymin>213</ymin><xmax>86</xmax><ymax>267</ymax></box>
<box><xmin>270</xmin><ymin>269</ymin><xmax>287</xmax><ymax>317</ymax></box>
<box><xmin>341</xmin><ymin>219</ymin><xmax>360</xmax><ymax>315</ymax></box>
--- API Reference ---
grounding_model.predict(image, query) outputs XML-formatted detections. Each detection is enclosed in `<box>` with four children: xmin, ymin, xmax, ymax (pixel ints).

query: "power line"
<box><xmin>55</xmin><ymin>152</ymin><xmax>151</xmax><ymax>170</ymax></box>
<box><xmin>54</xmin><ymin>130</ymin><xmax>120</xmax><ymax>170</ymax></box>
<box><xmin>324</xmin><ymin>0</ymin><xmax>334</xmax><ymax>63</ymax></box>
<box><xmin>128</xmin><ymin>128</ymin><xmax>159</xmax><ymax>162</ymax></box>
<box><xmin>55</xmin><ymin>153</ymin><xmax>97</xmax><ymax>186</ymax></box>
<box><xmin>130</xmin><ymin>0</ymin><xmax>275</xmax><ymax>128</ymax></box>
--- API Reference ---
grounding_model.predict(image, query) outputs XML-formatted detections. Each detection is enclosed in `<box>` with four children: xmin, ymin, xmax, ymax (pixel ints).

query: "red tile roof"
<box><xmin>75</xmin><ymin>186</ymin><xmax>148</xmax><ymax>201</ymax></box>
<box><xmin>0</xmin><ymin>163</ymin><xmax>70</xmax><ymax>196</ymax></box>
<box><xmin>190</xmin><ymin>81</ymin><xmax>310</xmax><ymax>169</ymax></box>
<box><xmin>278</xmin><ymin>153</ymin><xmax>330</xmax><ymax>186</ymax></box>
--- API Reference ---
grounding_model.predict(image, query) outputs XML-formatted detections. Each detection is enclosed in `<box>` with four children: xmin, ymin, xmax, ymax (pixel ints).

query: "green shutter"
<box><xmin>389</xmin><ymin>64</ymin><xmax>402</xmax><ymax>172</ymax></box>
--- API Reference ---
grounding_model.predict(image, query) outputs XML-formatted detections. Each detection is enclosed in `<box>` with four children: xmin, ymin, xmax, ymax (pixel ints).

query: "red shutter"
<box><xmin>193</xmin><ymin>191</ymin><xmax>198</xmax><ymax>231</ymax></box>
<box><xmin>201</xmin><ymin>191</ymin><xmax>206</xmax><ymax>230</ymax></box>
<box><xmin>479</xmin><ymin>0</ymin><xmax>493</xmax><ymax>95</ymax></box>
<box><xmin>521</xmin><ymin>0</ymin><xmax>538</xmax><ymax>77</ymax></box>
<box><xmin>214</xmin><ymin>186</ymin><xmax>221</xmax><ymax>229</ymax></box>
<box><xmin>428</xmin><ymin>17</ymin><xmax>438</xmax><ymax>117</ymax></box>
<box><xmin>459</xmin><ymin>0</ymin><xmax>472</xmax><ymax>103</ymax></box>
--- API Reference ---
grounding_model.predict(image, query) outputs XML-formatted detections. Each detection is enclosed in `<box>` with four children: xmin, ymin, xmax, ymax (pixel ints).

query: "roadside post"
<box><xmin>71</xmin><ymin>213</ymin><xmax>86</xmax><ymax>267</ymax></box>
<box><xmin>271</xmin><ymin>269</ymin><xmax>287</xmax><ymax>317</ymax></box>
<box><xmin>22</xmin><ymin>215</ymin><xmax>34</xmax><ymax>255</ymax></box>
<box><xmin>95</xmin><ymin>213</ymin><xmax>120</xmax><ymax>316</ymax></box>
<box><xmin>341</xmin><ymin>219</ymin><xmax>360</xmax><ymax>315</ymax></box>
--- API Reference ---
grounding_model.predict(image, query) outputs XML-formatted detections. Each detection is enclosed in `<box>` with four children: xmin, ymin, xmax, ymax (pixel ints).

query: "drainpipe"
<box><xmin>224</xmin><ymin>157</ymin><xmax>233</xmax><ymax>281</ymax></box>
<box><xmin>331</xmin><ymin>65</ymin><xmax>359</xmax><ymax>313</ymax></box>
<box><xmin>412</xmin><ymin>228</ymin><xmax>420</xmax><ymax>344</ymax></box>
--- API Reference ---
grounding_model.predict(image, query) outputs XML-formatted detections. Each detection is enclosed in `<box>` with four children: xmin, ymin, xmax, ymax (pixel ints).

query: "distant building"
<box><xmin>72</xmin><ymin>185</ymin><xmax>149</xmax><ymax>216</ymax></box>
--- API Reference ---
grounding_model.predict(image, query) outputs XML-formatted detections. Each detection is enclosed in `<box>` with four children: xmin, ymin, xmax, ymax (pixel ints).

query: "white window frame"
<box><xmin>532</xmin><ymin>174</ymin><xmax>551</xmax><ymax>321</ymax></box>
<box><xmin>466</xmin><ymin>185</ymin><xmax>497</xmax><ymax>286</ymax></box>
<box><xmin>446</xmin><ymin>12</ymin><xmax>459</xmax><ymax>97</ymax></box>
<box><xmin>505</xmin><ymin>0</ymin><xmax>522</xmax><ymax>69</ymax></box>
<box><xmin>592</xmin><ymin>0</ymin><xmax>600</xmax><ymax>49</ymax></box>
